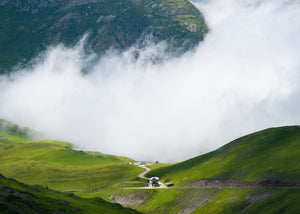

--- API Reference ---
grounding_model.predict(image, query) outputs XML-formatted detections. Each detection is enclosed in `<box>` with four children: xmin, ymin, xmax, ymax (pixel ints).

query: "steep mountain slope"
<box><xmin>0</xmin><ymin>0</ymin><xmax>208</xmax><ymax>73</ymax></box>
<box><xmin>0</xmin><ymin>173</ymin><xmax>140</xmax><ymax>214</ymax></box>
<box><xmin>147</xmin><ymin>126</ymin><xmax>300</xmax><ymax>186</ymax></box>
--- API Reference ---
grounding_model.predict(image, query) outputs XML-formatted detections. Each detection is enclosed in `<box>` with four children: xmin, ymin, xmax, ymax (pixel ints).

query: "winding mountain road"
<box><xmin>139</xmin><ymin>165</ymin><xmax>166</xmax><ymax>188</ymax></box>
<box><xmin>138</xmin><ymin>165</ymin><xmax>151</xmax><ymax>179</ymax></box>
<box><xmin>124</xmin><ymin>164</ymin><xmax>167</xmax><ymax>189</ymax></box>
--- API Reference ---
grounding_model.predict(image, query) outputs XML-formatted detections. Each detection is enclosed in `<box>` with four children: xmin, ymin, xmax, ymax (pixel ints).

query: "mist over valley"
<box><xmin>0</xmin><ymin>0</ymin><xmax>300</xmax><ymax>213</ymax></box>
<box><xmin>1</xmin><ymin>0</ymin><xmax>299</xmax><ymax>162</ymax></box>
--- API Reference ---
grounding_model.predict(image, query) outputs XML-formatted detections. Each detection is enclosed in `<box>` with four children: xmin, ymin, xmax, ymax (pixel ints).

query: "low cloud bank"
<box><xmin>0</xmin><ymin>0</ymin><xmax>299</xmax><ymax>162</ymax></box>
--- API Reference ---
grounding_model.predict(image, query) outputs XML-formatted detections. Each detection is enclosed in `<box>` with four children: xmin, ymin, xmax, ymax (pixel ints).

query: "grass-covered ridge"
<box><xmin>0</xmin><ymin>173</ymin><xmax>140</xmax><ymax>214</ymax></box>
<box><xmin>0</xmin><ymin>120</ymin><xmax>144</xmax><ymax>192</ymax></box>
<box><xmin>147</xmin><ymin>126</ymin><xmax>300</xmax><ymax>185</ymax></box>
<box><xmin>0</xmin><ymin>140</ymin><xmax>144</xmax><ymax>191</ymax></box>
<box><xmin>0</xmin><ymin>119</ymin><xmax>32</xmax><ymax>150</ymax></box>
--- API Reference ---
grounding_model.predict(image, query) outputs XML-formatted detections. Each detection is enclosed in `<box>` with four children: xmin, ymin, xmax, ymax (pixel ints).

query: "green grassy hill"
<box><xmin>147</xmin><ymin>126</ymin><xmax>300</xmax><ymax>186</ymax></box>
<box><xmin>0</xmin><ymin>140</ymin><xmax>145</xmax><ymax>190</ymax></box>
<box><xmin>0</xmin><ymin>173</ymin><xmax>140</xmax><ymax>214</ymax></box>
<box><xmin>0</xmin><ymin>119</ymin><xmax>32</xmax><ymax>150</ymax></box>
<box><xmin>110</xmin><ymin>126</ymin><xmax>299</xmax><ymax>213</ymax></box>
<box><xmin>0</xmin><ymin>120</ymin><xmax>144</xmax><ymax>193</ymax></box>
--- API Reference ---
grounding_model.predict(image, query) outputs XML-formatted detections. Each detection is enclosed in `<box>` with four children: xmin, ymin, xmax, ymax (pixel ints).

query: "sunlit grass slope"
<box><xmin>148</xmin><ymin>126</ymin><xmax>300</xmax><ymax>185</ymax></box>
<box><xmin>0</xmin><ymin>173</ymin><xmax>140</xmax><ymax>214</ymax></box>
<box><xmin>0</xmin><ymin>141</ymin><xmax>144</xmax><ymax>191</ymax></box>
<box><xmin>0</xmin><ymin>120</ymin><xmax>144</xmax><ymax>192</ymax></box>
<box><xmin>0</xmin><ymin>119</ymin><xmax>31</xmax><ymax>150</ymax></box>
<box><xmin>193</xmin><ymin>188</ymin><xmax>300</xmax><ymax>214</ymax></box>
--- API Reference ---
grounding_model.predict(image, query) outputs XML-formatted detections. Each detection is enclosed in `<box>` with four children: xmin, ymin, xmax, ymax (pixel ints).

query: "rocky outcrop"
<box><xmin>186</xmin><ymin>178</ymin><xmax>259</xmax><ymax>188</ymax></box>
<box><xmin>0</xmin><ymin>0</ymin><xmax>208</xmax><ymax>73</ymax></box>
<box><xmin>113</xmin><ymin>192</ymin><xmax>149</xmax><ymax>207</ymax></box>
<box><xmin>258</xmin><ymin>180</ymin><xmax>300</xmax><ymax>187</ymax></box>
<box><xmin>184</xmin><ymin>178</ymin><xmax>300</xmax><ymax>188</ymax></box>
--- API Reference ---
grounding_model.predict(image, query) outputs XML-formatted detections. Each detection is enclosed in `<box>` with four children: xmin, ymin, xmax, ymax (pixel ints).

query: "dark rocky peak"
<box><xmin>0</xmin><ymin>0</ymin><xmax>66</xmax><ymax>12</ymax></box>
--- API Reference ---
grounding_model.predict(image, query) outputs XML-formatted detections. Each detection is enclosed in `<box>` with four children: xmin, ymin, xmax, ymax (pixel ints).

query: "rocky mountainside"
<box><xmin>0</xmin><ymin>0</ymin><xmax>207</xmax><ymax>73</ymax></box>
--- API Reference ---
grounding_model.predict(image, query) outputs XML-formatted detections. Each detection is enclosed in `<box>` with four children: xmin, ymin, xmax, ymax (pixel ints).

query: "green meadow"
<box><xmin>0</xmin><ymin>140</ymin><xmax>144</xmax><ymax>191</ymax></box>
<box><xmin>0</xmin><ymin>120</ymin><xmax>144</xmax><ymax>192</ymax></box>
<box><xmin>0</xmin><ymin>119</ymin><xmax>32</xmax><ymax>150</ymax></box>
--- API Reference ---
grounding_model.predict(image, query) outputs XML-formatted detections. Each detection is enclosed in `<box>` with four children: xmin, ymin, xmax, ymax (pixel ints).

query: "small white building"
<box><xmin>149</xmin><ymin>177</ymin><xmax>159</xmax><ymax>185</ymax></box>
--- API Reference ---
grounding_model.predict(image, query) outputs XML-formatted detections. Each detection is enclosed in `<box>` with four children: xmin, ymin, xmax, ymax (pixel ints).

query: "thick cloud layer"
<box><xmin>0</xmin><ymin>0</ymin><xmax>300</xmax><ymax>162</ymax></box>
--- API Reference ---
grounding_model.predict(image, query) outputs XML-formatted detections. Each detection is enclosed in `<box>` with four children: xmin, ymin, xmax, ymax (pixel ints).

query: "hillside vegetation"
<box><xmin>0</xmin><ymin>0</ymin><xmax>208</xmax><ymax>73</ymax></box>
<box><xmin>0</xmin><ymin>120</ymin><xmax>144</xmax><ymax>192</ymax></box>
<box><xmin>0</xmin><ymin>119</ymin><xmax>32</xmax><ymax>150</ymax></box>
<box><xmin>147</xmin><ymin>126</ymin><xmax>300</xmax><ymax>185</ymax></box>
<box><xmin>0</xmin><ymin>173</ymin><xmax>140</xmax><ymax>214</ymax></box>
